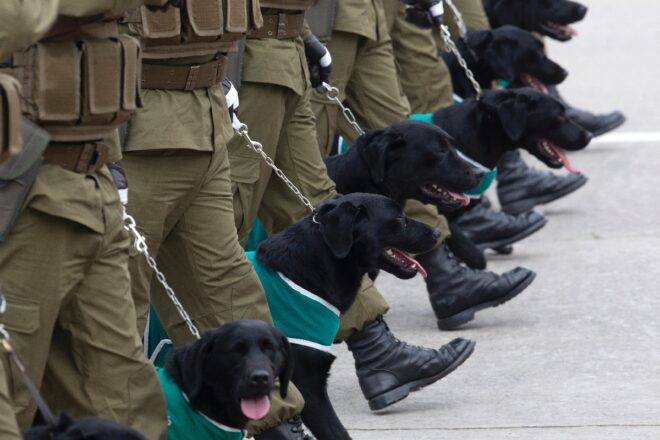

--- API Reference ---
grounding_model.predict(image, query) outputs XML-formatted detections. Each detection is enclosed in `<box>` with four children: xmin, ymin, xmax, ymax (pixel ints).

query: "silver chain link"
<box><xmin>236</xmin><ymin>123</ymin><xmax>315</xmax><ymax>212</ymax></box>
<box><xmin>439</xmin><ymin>24</ymin><xmax>482</xmax><ymax>96</ymax></box>
<box><xmin>320</xmin><ymin>83</ymin><xmax>366</xmax><ymax>136</ymax></box>
<box><xmin>123</xmin><ymin>214</ymin><xmax>201</xmax><ymax>340</ymax></box>
<box><xmin>444</xmin><ymin>0</ymin><xmax>467</xmax><ymax>39</ymax></box>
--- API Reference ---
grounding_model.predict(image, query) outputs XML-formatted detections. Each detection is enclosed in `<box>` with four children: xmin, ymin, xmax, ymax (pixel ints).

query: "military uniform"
<box><xmin>434</xmin><ymin>0</ymin><xmax>490</xmax><ymax>49</ymax></box>
<box><xmin>0</xmin><ymin>360</ymin><xmax>19</xmax><ymax>440</ymax></box>
<box><xmin>120</xmin><ymin>2</ymin><xmax>305</xmax><ymax>433</ymax></box>
<box><xmin>0</xmin><ymin>1</ymin><xmax>168</xmax><ymax>437</ymax></box>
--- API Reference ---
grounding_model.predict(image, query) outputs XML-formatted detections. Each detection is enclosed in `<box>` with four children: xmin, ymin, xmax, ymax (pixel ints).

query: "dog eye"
<box><xmin>260</xmin><ymin>340</ymin><xmax>274</xmax><ymax>352</ymax></box>
<box><xmin>232</xmin><ymin>342</ymin><xmax>248</xmax><ymax>354</ymax></box>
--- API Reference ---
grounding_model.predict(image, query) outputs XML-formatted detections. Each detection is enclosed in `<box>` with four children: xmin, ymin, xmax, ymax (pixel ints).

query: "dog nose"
<box><xmin>558</xmin><ymin>68</ymin><xmax>569</xmax><ymax>82</ymax></box>
<box><xmin>249</xmin><ymin>370</ymin><xmax>271</xmax><ymax>386</ymax></box>
<box><xmin>581</xmin><ymin>130</ymin><xmax>593</xmax><ymax>145</ymax></box>
<box><xmin>575</xmin><ymin>4</ymin><xmax>588</xmax><ymax>19</ymax></box>
<box><xmin>471</xmin><ymin>169</ymin><xmax>484</xmax><ymax>182</ymax></box>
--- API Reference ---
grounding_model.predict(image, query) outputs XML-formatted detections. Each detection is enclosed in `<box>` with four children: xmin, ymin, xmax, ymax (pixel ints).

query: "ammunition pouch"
<box><xmin>259</xmin><ymin>0</ymin><xmax>317</xmax><ymax>11</ymax></box>
<box><xmin>125</xmin><ymin>0</ymin><xmax>264</xmax><ymax>60</ymax></box>
<box><xmin>0</xmin><ymin>118</ymin><xmax>50</xmax><ymax>241</ymax></box>
<box><xmin>0</xmin><ymin>74</ymin><xmax>23</xmax><ymax>163</ymax></box>
<box><xmin>305</xmin><ymin>0</ymin><xmax>337</xmax><ymax>42</ymax></box>
<box><xmin>1</xmin><ymin>33</ymin><xmax>142</xmax><ymax>143</ymax></box>
<box><xmin>247</xmin><ymin>12</ymin><xmax>305</xmax><ymax>39</ymax></box>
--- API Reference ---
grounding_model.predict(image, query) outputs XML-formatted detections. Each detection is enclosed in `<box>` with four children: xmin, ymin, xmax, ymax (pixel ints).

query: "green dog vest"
<box><xmin>157</xmin><ymin>368</ymin><xmax>246</xmax><ymax>440</ymax></box>
<box><xmin>246</xmin><ymin>251</ymin><xmax>340</xmax><ymax>352</ymax></box>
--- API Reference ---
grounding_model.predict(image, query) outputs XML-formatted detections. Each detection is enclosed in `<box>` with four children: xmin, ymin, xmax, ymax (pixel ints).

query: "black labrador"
<box><xmin>325</xmin><ymin>121</ymin><xmax>482</xmax><ymax>214</ymax></box>
<box><xmin>484</xmin><ymin>0</ymin><xmax>588</xmax><ymax>41</ymax></box>
<box><xmin>24</xmin><ymin>414</ymin><xmax>147</xmax><ymax>440</ymax></box>
<box><xmin>441</xmin><ymin>25</ymin><xmax>568</xmax><ymax>98</ymax></box>
<box><xmin>256</xmin><ymin>193</ymin><xmax>442</xmax><ymax>439</ymax></box>
<box><xmin>163</xmin><ymin>321</ymin><xmax>292</xmax><ymax>435</ymax></box>
<box><xmin>432</xmin><ymin>88</ymin><xmax>592</xmax><ymax>173</ymax></box>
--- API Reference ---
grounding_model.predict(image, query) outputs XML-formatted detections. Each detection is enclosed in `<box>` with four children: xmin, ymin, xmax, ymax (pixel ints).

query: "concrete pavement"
<box><xmin>330</xmin><ymin>1</ymin><xmax>660</xmax><ymax>438</ymax></box>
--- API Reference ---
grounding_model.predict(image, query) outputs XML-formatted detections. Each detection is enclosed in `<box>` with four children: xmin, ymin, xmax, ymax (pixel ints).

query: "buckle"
<box><xmin>277</xmin><ymin>13</ymin><xmax>288</xmax><ymax>39</ymax></box>
<box><xmin>184</xmin><ymin>65</ymin><xmax>201</xmax><ymax>91</ymax></box>
<box><xmin>76</xmin><ymin>143</ymin><xmax>108</xmax><ymax>174</ymax></box>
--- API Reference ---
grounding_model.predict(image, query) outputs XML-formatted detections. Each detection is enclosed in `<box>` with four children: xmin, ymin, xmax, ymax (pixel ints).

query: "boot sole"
<box><xmin>501</xmin><ymin>175</ymin><xmax>588</xmax><ymax>215</ymax></box>
<box><xmin>436</xmin><ymin>270</ymin><xmax>536</xmax><ymax>331</ymax></box>
<box><xmin>474</xmin><ymin>217</ymin><xmax>547</xmax><ymax>251</ymax></box>
<box><xmin>367</xmin><ymin>340</ymin><xmax>476</xmax><ymax>411</ymax></box>
<box><xmin>590</xmin><ymin>112</ymin><xmax>626</xmax><ymax>137</ymax></box>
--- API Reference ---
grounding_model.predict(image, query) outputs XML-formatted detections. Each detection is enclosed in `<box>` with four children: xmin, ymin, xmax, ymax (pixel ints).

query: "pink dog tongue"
<box><xmin>391</xmin><ymin>249</ymin><xmax>428</xmax><ymax>278</ymax></box>
<box><xmin>240</xmin><ymin>396</ymin><xmax>271</xmax><ymax>420</ymax></box>
<box><xmin>548</xmin><ymin>143</ymin><xmax>582</xmax><ymax>175</ymax></box>
<box><xmin>449</xmin><ymin>191</ymin><xmax>471</xmax><ymax>207</ymax></box>
<box><xmin>560</xmin><ymin>24</ymin><xmax>578</xmax><ymax>37</ymax></box>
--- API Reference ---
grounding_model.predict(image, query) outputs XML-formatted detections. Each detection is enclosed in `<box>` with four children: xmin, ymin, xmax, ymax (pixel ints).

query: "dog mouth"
<box><xmin>421</xmin><ymin>184</ymin><xmax>470</xmax><ymax>208</ymax></box>
<box><xmin>240</xmin><ymin>395</ymin><xmax>271</xmax><ymax>420</ymax></box>
<box><xmin>537</xmin><ymin>139</ymin><xmax>581</xmax><ymax>174</ymax></box>
<box><xmin>520</xmin><ymin>73</ymin><xmax>548</xmax><ymax>94</ymax></box>
<box><xmin>540</xmin><ymin>22</ymin><xmax>578</xmax><ymax>40</ymax></box>
<box><xmin>382</xmin><ymin>247</ymin><xmax>427</xmax><ymax>278</ymax></box>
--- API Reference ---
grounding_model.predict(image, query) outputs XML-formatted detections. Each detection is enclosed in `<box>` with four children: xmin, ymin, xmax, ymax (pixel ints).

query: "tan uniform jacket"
<box><xmin>333</xmin><ymin>0</ymin><xmax>389</xmax><ymax>41</ymax></box>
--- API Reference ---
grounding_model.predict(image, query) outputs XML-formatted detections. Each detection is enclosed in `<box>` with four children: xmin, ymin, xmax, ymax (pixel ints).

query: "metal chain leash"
<box><xmin>319</xmin><ymin>82</ymin><xmax>366</xmax><ymax>136</ymax></box>
<box><xmin>123</xmin><ymin>214</ymin><xmax>201</xmax><ymax>340</ymax></box>
<box><xmin>0</xmin><ymin>323</ymin><xmax>57</xmax><ymax>429</ymax></box>
<box><xmin>236</xmin><ymin>123</ymin><xmax>316</xmax><ymax>212</ymax></box>
<box><xmin>444</xmin><ymin>0</ymin><xmax>467</xmax><ymax>39</ymax></box>
<box><xmin>439</xmin><ymin>24</ymin><xmax>482</xmax><ymax>96</ymax></box>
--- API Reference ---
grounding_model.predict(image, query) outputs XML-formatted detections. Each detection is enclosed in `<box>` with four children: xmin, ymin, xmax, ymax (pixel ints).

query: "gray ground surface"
<box><xmin>329</xmin><ymin>1</ymin><xmax>660</xmax><ymax>438</ymax></box>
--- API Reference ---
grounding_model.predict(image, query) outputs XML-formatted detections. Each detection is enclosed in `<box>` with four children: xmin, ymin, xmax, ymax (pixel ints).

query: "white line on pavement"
<box><xmin>591</xmin><ymin>132</ymin><xmax>660</xmax><ymax>144</ymax></box>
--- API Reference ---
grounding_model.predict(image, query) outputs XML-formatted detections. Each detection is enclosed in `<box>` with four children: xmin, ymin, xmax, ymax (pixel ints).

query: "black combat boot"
<box><xmin>255</xmin><ymin>416</ymin><xmax>315</xmax><ymax>440</ymax></box>
<box><xmin>346</xmin><ymin>317</ymin><xmax>475</xmax><ymax>411</ymax></box>
<box><xmin>417</xmin><ymin>244</ymin><xmax>536</xmax><ymax>330</ymax></box>
<box><xmin>452</xmin><ymin>197</ymin><xmax>547</xmax><ymax>251</ymax></box>
<box><xmin>548</xmin><ymin>85</ymin><xmax>625</xmax><ymax>137</ymax></box>
<box><xmin>497</xmin><ymin>151</ymin><xmax>588</xmax><ymax>215</ymax></box>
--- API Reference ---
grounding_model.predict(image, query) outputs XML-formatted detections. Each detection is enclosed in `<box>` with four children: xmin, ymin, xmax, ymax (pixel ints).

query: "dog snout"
<box><xmin>249</xmin><ymin>370</ymin><xmax>272</xmax><ymax>386</ymax></box>
<box><xmin>580</xmin><ymin>130</ymin><xmax>592</xmax><ymax>146</ymax></box>
<box><xmin>471</xmin><ymin>168</ymin><xmax>484</xmax><ymax>182</ymax></box>
<box><xmin>557</xmin><ymin>67</ymin><xmax>569</xmax><ymax>83</ymax></box>
<box><xmin>574</xmin><ymin>3</ymin><xmax>588</xmax><ymax>20</ymax></box>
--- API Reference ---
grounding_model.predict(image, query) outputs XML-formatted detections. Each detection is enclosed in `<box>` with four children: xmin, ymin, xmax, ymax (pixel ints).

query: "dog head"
<box><xmin>168</xmin><ymin>320</ymin><xmax>293</xmax><ymax>429</ymax></box>
<box><xmin>478</xmin><ymin>88</ymin><xmax>592</xmax><ymax>173</ymax></box>
<box><xmin>355</xmin><ymin>121</ymin><xmax>482</xmax><ymax>213</ymax></box>
<box><xmin>314</xmin><ymin>193</ymin><xmax>439</xmax><ymax>280</ymax></box>
<box><xmin>23</xmin><ymin>413</ymin><xmax>147</xmax><ymax>440</ymax></box>
<box><xmin>485</xmin><ymin>0</ymin><xmax>588</xmax><ymax>41</ymax></box>
<box><xmin>465</xmin><ymin>26</ymin><xmax>568</xmax><ymax>87</ymax></box>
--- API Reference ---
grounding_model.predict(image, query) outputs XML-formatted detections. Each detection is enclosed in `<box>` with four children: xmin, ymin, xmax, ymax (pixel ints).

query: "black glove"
<box><xmin>402</xmin><ymin>0</ymin><xmax>444</xmax><ymax>29</ymax></box>
<box><xmin>304</xmin><ymin>34</ymin><xmax>332</xmax><ymax>91</ymax></box>
<box><xmin>222</xmin><ymin>79</ymin><xmax>241</xmax><ymax>129</ymax></box>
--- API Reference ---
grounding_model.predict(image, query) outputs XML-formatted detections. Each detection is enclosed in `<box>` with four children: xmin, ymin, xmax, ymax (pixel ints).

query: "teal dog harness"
<box><xmin>157</xmin><ymin>368</ymin><xmax>246</xmax><ymax>440</ymax></box>
<box><xmin>246</xmin><ymin>251</ymin><xmax>340</xmax><ymax>352</ymax></box>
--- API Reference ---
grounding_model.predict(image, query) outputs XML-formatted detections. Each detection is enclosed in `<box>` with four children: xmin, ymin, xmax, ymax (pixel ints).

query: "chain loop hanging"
<box><xmin>124</xmin><ymin>215</ymin><xmax>201</xmax><ymax>340</ymax></box>
<box><xmin>439</xmin><ymin>24</ymin><xmax>482</xmax><ymax>96</ymax></box>
<box><xmin>320</xmin><ymin>83</ymin><xmax>366</xmax><ymax>136</ymax></box>
<box><xmin>444</xmin><ymin>0</ymin><xmax>467</xmax><ymax>39</ymax></box>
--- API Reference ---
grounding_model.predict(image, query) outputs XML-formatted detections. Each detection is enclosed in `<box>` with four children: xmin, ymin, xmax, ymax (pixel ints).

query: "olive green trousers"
<box><xmin>0</xmin><ymin>362</ymin><xmax>20</xmax><ymax>440</ymax></box>
<box><xmin>0</xmin><ymin>166</ymin><xmax>167</xmax><ymax>439</ymax></box>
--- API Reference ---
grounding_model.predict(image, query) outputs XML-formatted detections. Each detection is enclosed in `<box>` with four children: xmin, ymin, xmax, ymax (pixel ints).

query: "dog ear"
<box><xmin>184</xmin><ymin>332</ymin><xmax>216</xmax><ymax>402</ymax></box>
<box><xmin>466</xmin><ymin>30</ymin><xmax>492</xmax><ymax>51</ymax></box>
<box><xmin>358</xmin><ymin>128</ymin><xmax>406</xmax><ymax>184</ymax></box>
<box><xmin>316</xmin><ymin>200</ymin><xmax>360</xmax><ymax>258</ymax></box>
<box><xmin>496</xmin><ymin>93</ymin><xmax>528</xmax><ymax>141</ymax></box>
<box><xmin>276</xmin><ymin>330</ymin><xmax>294</xmax><ymax>398</ymax></box>
<box><xmin>484</xmin><ymin>38</ymin><xmax>517</xmax><ymax>82</ymax></box>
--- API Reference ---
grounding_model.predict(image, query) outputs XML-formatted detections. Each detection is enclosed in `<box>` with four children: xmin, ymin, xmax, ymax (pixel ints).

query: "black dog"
<box><xmin>441</xmin><ymin>25</ymin><xmax>568</xmax><ymax>98</ymax></box>
<box><xmin>484</xmin><ymin>0</ymin><xmax>588</xmax><ymax>41</ymax></box>
<box><xmin>325</xmin><ymin>121</ymin><xmax>482</xmax><ymax>214</ymax></box>
<box><xmin>162</xmin><ymin>321</ymin><xmax>292</xmax><ymax>437</ymax></box>
<box><xmin>256</xmin><ymin>193</ymin><xmax>441</xmax><ymax>439</ymax></box>
<box><xmin>433</xmin><ymin>88</ymin><xmax>592</xmax><ymax>173</ymax></box>
<box><xmin>23</xmin><ymin>414</ymin><xmax>147</xmax><ymax>440</ymax></box>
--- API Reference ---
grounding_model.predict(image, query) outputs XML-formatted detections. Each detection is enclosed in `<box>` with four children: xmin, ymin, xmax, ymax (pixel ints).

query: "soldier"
<box><xmin>224</xmin><ymin>0</ymin><xmax>475</xmax><ymax>427</ymax></box>
<box><xmin>119</xmin><ymin>1</ymin><xmax>307</xmax><ymax>437</ymax></box>
<box><xmin>0</xmin><ymin>0</ymin><xmax>169</xmax><ymax>437</ymax></box>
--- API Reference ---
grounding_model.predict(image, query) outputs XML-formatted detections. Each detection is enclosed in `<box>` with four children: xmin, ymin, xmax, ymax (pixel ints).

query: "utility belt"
<box><xmin>0</xmin><ymin>33</ymin><xmax>142</xmax><ymax>143</ymax></box>
<box><xmin>42</xmin><ymin>141</ymin><xmax>109</xmax><ymax>175</ymax></box>
<box><xmin>141</xmin><ymin>56</ymin><xmax>227</xmax><ymax>90</ymax></box>
<box><xmin>247</xmin><ymin>12</ymin><xmax>305</xmax><ymax>39</ymax></box>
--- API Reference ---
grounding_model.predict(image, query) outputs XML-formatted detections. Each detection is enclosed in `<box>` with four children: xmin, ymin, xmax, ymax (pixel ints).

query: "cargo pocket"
<box><xmin>229</xmin><ymin>154</ymin><xmax>259</xmax><ymax>236</ymax></box>
<box><xmin>0</xmin><ymin>74</ymin><xmax>23</xmax><ymax>162</ymax></box>
<box><xmin>117</xmin><ymin>35</ymin><xmax>142</xmax><ymax>119</ymax></box>
<box><xmin>225</xmin><ymin>0</ymin><xmax>248</xmax><ymax>33</ymax></box>
<box><xmin>81</xmin><ymin>39</ymin><xmax>122</xmax><ymax>126</ymax></box>
<box><xmin>140</xmin><ymin>6</ymin><xmax>182</xmax><ymax>45</ymax></box>
<box><xmin>250</xmin><ymin>0</ymin><xmax>263</xmax><ymax>29</ymax></box>
<box><xmin>35</xmin><ymin>42</ymin><xmax>81</xmax><ymax>123</ymax></box>
<box><xmin>184</xmin><ymin>0</ymin><xmax>224</xmax><ymax>42</ymax></box>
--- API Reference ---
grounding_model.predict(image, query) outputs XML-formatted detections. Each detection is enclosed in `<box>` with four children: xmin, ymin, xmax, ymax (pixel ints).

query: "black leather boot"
<box><xmin>417</xmin><ymin>245</ymin><xmax>536</xmax><ymax>330</ymax></box>
<box><xmin>254</xmin><ymin>416</ymin><xmax>315</xmax><ymax>440</ymax></box>
<box><xmin>497</xmin><ymin>151</ymin><xmax>588</xmax><ymax>215</ymax></box>
<box><xmin>452</xmin><ymin>197</ymin><xmax>547</xmax><ymax>251</ymax></box>
<box><xmin>346</xmin><ymin>317</ymin><xmax>475</xmax><ymax>411</ymax></box>
<box><xmin>548</xmin><ymin>85</ymin><xmax>625</xmax><ymax>137</ymax></box>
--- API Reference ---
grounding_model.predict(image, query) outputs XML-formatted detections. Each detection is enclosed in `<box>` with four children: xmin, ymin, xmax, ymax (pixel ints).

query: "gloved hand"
<box><xmin>108</xmin><ymin>161</ymin><xmax>129</xmax><ymax>219</ymax></box>
<box><xmin>402</xmin><ymin>0</ymin><xmax>444</xmax><ymax>29</ymax></box>
<box><xmin>223</xmin><ymin>79</ymin><xmax>241</xmax><ymax>130</ymax></box>
<box><xmin>304</xmin><ymin>34</ymin><xmax>332</xmax><ymax>91</ymax></box>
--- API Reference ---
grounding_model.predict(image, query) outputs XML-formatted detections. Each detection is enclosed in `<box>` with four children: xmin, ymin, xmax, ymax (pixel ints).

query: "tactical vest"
<box><xmin>0</xmin><ymin>74</ymin><xmax>22</xmax><ymax>162</ymax></box>
<box><xmin>124</xmin><ymin>1</ymin><xmax>264</xmax><ymax>60</ymax></box>
<box><xmin>0</xmin><ymin>17</ymin><xmax>141</xmax><ymax>144</ymax></box>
